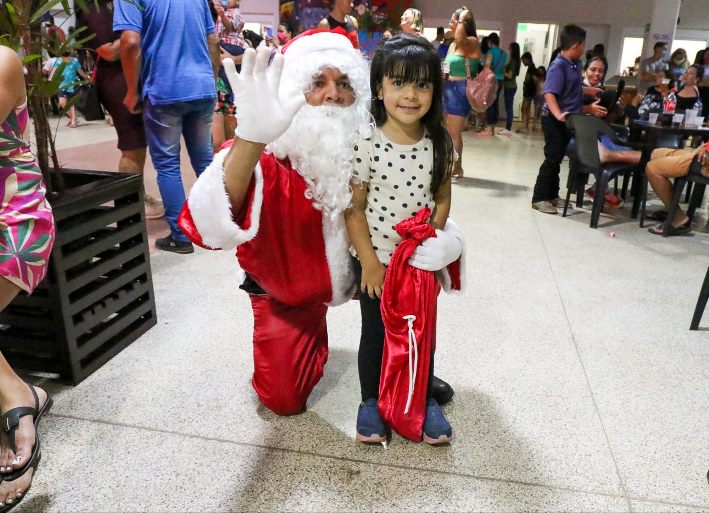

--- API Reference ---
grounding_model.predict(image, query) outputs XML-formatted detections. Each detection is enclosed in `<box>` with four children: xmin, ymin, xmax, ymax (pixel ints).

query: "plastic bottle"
<box><xmin>694</xmin><ymin>96</ymin><xmax>703</xmax><ymax>116</ymax></box>
<box><xmin>663</xmin><ymin>88</ymin><xmax>677</xmax><ymax>114</ymax></box>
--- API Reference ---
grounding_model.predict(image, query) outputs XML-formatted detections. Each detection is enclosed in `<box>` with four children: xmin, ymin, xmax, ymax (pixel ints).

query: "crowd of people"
<box><xmin>1</xmin><ymin>0</ymin><xmax>708</xmax><ymax>509</ymax></box>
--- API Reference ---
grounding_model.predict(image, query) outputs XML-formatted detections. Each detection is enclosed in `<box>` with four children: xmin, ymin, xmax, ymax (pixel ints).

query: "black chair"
<box><xmin>691</xmin><ymin>265</ymin><xmax>709</xmax><ymax>330</ymax></box>
<box><xmin>563</xmin><ymin>114</ymin><xmax>641</xmax><ymax>228</ymax></box>
<box><xmin>661</xmin><ymin>155</ymin><xmax>709</xmax><ymax>236</ymax></box>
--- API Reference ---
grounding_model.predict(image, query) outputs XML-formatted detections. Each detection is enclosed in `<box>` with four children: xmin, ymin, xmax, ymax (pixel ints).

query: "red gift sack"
<box><xmin>378</xmin><ymin>208</ymin><xmax>441</xmax><ymax>442</ymax></box>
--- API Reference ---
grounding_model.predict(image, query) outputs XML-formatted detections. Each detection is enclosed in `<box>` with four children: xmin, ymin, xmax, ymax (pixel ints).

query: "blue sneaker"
<box><xmin>423</xmin><ymin>398</ymin><xmax>452</xmax><ymax>445</ymax></box>
<box><xmin>355</xmin><ymin>398</ymin><xmax>387</xmax><ymax>443</ymax></box>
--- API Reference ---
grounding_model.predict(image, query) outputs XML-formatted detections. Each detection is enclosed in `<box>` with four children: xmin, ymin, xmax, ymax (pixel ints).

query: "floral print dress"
<box><xmin>0</xmin><ymin>103</ymin><xmax>55</xmax><ymax>293</ymax></box>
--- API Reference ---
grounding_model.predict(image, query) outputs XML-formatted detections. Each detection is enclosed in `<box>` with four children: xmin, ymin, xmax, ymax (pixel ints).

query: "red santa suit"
<box><xmin>179</xmin><ymin>142</ymin><xmax>355</xmax><ymax>415</ymax></box>
<box><xmin>177</xmin><ymin>30</ymin><xmax>465</xmax><ymax>416</ymax></box>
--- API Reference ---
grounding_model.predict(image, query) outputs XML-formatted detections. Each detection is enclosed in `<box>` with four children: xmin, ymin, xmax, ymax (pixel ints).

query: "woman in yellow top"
<box><xmin>442</xmin><ymin>8</ymin><xmax>480</xmax><ymax>178</ymax></box>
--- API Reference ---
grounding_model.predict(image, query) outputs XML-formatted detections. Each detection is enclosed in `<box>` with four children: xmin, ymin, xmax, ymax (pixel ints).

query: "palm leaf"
<box><xmin>26</xmin><ymin>233</ymin><xmax>51</xmax><ymax>254</ymax></box>
<box><xmin>17</xmin><ymin>179</ymin><xmax>41</xmax><ymax>193</ymax></box>
<box><xmin>15</xmin><ymin>219</ymin><xmax>32</xmax><ymax>251</ymax></box>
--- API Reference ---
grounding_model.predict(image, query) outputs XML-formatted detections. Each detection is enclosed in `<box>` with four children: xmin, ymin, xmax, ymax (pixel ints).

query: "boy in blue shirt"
<box><xmin>531</xmin><ymin>24</ymin><xmax>605</xmax><ymax>214</ymax></box>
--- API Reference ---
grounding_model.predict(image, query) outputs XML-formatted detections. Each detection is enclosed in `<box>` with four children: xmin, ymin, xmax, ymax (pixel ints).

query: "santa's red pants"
<box><xmin>249</xmin><ymin>294</ymin><xmax>329</xmax><ymax>415</ymax></box>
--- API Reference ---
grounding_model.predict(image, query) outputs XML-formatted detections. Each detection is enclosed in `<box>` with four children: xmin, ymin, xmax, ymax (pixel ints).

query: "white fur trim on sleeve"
<box><xmin>436</xmin><ymin>218</ymin><xmax>466</xmax><ymax>294</ymax></box>
<box><xmin>322</xmin><ymin>214</ymin><xmax>356</xmax><ymax>306</ymax></box>
<box><xmin>187</xmin><ymin>148</ymin><xmax>264</xmax><ymax>250</ymax></box>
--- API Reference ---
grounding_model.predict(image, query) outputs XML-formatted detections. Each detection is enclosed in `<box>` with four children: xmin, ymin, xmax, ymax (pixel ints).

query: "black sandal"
<box><xmin>648</xmin><ymin>221</ymin><xmax>692</xmax><ymax>236</ymax></box>
<box><xmin>0</xmin><ymin>384</ymin><xmax>52</xmax><ymax>482</ymax></box>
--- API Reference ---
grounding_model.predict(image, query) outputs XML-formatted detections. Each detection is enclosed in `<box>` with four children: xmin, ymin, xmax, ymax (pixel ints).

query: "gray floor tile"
<box><xmin>19</xmin><ymin>416</ymin><xmax>630</xmax><ymax>513</ymax></box>
<box><xmin>26</xmin><ymin>128</ymin><xmax>709</xmax><ymax>511</ymax></box>
<box><xmin>630</xmin><ymin>499</ymin><xmax>709</xmax><ymax>512</ymax></box>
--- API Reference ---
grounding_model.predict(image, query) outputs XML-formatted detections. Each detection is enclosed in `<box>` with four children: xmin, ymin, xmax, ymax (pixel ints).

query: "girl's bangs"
<box><xmin>384</xmin><ymin>50</ymin><xmax>435</xmax><ymax>84</ymax></box>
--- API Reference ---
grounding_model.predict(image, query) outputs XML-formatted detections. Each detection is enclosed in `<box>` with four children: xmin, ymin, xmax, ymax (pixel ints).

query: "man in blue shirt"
<box><xmin>114</xmin><ymin>0</ymin><xmax>220</xmax><ymax>253</ymax></box>
<box><xmin>531</xmin><ymin>24</ymin><xmax>605</xmax><ymax>214</ymax></box>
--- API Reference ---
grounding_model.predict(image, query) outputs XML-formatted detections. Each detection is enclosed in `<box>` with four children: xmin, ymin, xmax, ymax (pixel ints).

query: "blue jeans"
<box><xmin>486</xmin><ymin>80</ymin><xmax>503</xmax><ymax>126</ymax></box>
<box><xmin>503</xmin><ymin>87</ymin><xmax>517</xmax><ymax>130</ymax></box>
<box><xmin>143</xmin><ymin>98</ymin><xmax>214</xmax><ymax>242</ymax></box>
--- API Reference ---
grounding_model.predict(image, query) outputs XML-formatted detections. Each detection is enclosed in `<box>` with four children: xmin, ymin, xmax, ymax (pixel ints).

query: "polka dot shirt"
<box><xmin>351</xmin><ymin>128</ymin><xmax>434</xmax><ymax>265</ymax></box>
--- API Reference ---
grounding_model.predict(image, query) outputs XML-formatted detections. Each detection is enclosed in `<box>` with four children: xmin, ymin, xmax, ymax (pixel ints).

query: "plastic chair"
<box><xmin>691</xmin><ymin>265</ymin><xmax>709</xmax><ymax>330</ymax></box>
<box><xmin>661</xmin><ymin>155</ymin><xmax>709</xmax><ymax>236</ymax></box>
<box><xmin>563</xmin><ymin>114</ymin><xmax>641</xmax><ymax>228</ymax></box>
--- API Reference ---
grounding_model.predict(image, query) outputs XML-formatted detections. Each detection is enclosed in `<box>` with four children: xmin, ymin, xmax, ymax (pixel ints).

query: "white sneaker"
<box><xmin>496</xmin><ymin>128</ymin><xmax>512</xmax><ymax>135</ymax></box>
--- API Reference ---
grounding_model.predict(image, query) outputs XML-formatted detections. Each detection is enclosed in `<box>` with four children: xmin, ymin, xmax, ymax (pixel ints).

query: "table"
<box><xmin>629</xmin><ymin>119</ymin><xmax>709</xmax><ymax>224</ymax></box>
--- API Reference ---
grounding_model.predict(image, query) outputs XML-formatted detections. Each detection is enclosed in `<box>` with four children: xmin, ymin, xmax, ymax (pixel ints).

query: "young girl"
<box><xmin>345</xmin><ymin>34</ymin><xmax>455</xmax><ymax>445</ymax></box>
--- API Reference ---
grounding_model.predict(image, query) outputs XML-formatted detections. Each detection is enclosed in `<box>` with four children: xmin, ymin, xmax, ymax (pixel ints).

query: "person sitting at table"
<box><xmin>581</xmin><ymin>56</ymin><xmax>642</xmax><ymax>208</ymax></box>
<box><xmin>646</xmin><ymin>142</ymin><xmax>709</xmax><ymax>236</ymax></box>
<box><xmin>637</xmin><ymin>80</ymin><xmax>673</xmax><ymax>120</ymax></box>
<box><xmin>675</xmin><ymin>64</ymin><xmax>702</xmax><ymax>111</ymax></box>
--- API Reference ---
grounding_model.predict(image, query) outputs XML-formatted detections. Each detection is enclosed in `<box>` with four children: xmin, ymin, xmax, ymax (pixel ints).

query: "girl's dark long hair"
<box><xmin>509</xmin><ymin>42</ymin><xmax>521</xmax><ymax>75</ymax></box>
<box><xmin>521</xmin><ymin>51</ymin><xmax>536</xmax><ymax>70</ymax></box>
<box><xmin>480</xmin><ymin>36</ymin><xmax>489</xmax><ymax>55</ymax></box>
<box><xmin>370</xmin><ymin>34</ymin><xmax>454</xmax><ymax>194</ymax></box>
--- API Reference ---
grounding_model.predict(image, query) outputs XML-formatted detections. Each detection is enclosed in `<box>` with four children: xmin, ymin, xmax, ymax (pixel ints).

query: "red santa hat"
<box><xmin>279</xmin><ymin>27</ymin><xmax>357</xmax><ymax>58</ymax></box>
<box><xmin>276</xmin><ymin>28</ymin><xmax>372</xmax><ymax>137</ymax></box>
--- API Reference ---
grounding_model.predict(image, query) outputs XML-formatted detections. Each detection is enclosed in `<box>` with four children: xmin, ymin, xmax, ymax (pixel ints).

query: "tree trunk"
<box><xmin>20</xmin><ymin>0</ymin><xmax>64</xmax><ymax>193</ymax></box>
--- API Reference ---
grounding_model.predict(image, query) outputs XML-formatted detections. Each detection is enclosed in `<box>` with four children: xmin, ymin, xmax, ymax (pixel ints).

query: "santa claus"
<box><xmin>178</xmin><ymin>29</ymin><xmax>464</xmax><ymax>416</ymax></box>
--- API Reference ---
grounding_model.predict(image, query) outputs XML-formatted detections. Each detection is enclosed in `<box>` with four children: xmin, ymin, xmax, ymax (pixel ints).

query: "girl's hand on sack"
<box><xmin>361</xmin><ymin>262</ymin><xmax>386</xmax><ymax>299</ymax></box>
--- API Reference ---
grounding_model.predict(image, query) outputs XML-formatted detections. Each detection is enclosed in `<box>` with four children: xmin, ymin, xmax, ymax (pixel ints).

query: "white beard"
<box><xmin>267</xmin><ymin>104</ymin><xmax>363</xmax><ymax>218</ymax></box>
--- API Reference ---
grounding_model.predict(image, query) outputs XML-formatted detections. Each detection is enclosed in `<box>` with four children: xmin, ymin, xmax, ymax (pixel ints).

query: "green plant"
<box><xmin>0</xmin><ymin>0</ymin><xmax>97</xmax><ymax>194</ymax></box>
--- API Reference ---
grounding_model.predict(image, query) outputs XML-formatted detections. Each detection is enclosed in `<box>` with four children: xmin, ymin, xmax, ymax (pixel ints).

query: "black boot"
<box><xmin>431</xmin><ymin>375</ymin><xmax>454</xmax><ymax>405</ymax></box>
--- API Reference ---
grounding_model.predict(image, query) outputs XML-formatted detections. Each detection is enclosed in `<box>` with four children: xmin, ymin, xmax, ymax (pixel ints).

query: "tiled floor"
<box><xmin>16</xmin><ymin>118</ymin><xmax>709</xmax><ymax>512</ymax></box>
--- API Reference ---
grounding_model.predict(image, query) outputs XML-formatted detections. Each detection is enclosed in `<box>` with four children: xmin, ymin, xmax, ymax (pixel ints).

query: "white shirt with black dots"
<box><xmin>350</xmin><ymin>128</ymin><xmax>434</xmax><ymax>265</ymax></box>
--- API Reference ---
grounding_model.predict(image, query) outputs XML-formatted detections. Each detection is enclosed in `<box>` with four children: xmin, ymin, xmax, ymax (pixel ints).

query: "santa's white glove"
<box><xmin>223</xmin><ymin>45</ymin><xmax>305</xmax><ymax>144</ymax></box>
<box><xmin>408</xmin><ymin>228</ymin><xmax>462</xmax><ymax>271</ymax></box>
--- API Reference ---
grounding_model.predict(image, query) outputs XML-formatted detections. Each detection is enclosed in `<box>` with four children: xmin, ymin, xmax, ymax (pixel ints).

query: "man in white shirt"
<box><xmin>639</xmin><ymin>41</ymin><xmax>668</xmax><ymax>93</ymax></box>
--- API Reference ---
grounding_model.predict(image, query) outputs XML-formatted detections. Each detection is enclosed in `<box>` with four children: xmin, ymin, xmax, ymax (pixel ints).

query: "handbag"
<box><xmin>466</xmin><ymin>58</ymin><xmax>497</xmax><ymax>113</ymax></box>
<box><xmin>76</xmin><ymin>57</ymin><xmax>105</xmax><ymax>121</ymax></box>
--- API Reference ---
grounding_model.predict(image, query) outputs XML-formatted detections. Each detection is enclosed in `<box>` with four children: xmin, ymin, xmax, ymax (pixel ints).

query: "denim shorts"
<box><xmin>443</xmin><ymin>80</ymin><xmax>472</xmax><ymax>117</ymax></box>
<box><xmin>599</xmin><ymin>133</ymin><xmax>632</xmax><ymax>152</ymax></box>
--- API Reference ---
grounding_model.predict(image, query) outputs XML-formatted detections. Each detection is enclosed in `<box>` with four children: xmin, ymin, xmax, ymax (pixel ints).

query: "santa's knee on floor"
<box><xmin>254</xmin><ymin>382</ymin><xmax>309</xmax><ymax>416</ymax></box>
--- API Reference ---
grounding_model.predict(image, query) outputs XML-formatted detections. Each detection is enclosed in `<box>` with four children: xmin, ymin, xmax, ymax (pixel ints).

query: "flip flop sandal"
<box><xmin>1</xmin><ymin>384</ymin><xmax>52</xmax><ymax>482</ymax></box>
<box><xmin>648</xmin><ymin>222</ymin><xmax>692</xmax><ymax>236</ymax></box>
<box><xmin>0</xmin><ymin>451</ymin><xmax>41</xmax><ymax>513</ymax></box>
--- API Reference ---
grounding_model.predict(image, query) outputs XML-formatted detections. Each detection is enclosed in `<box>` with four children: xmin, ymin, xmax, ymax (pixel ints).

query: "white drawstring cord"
<box><xmin>402</xmin><ymin>314</ymin><xmax>418</xmax><ymax>414</ymax></box>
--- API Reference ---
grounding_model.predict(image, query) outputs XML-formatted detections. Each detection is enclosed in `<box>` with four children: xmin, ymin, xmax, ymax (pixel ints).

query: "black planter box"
<box><xmin>0</xmin><ymin>170</ymin><xmax>157</xmax><ymax>384</ymax></box>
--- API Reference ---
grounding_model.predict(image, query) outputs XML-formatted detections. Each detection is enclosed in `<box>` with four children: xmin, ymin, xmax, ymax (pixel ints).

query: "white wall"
<box><xmin>415</xmin><ymin>0</ymin><xmax>709</xmax><ymax>75</ymax></box>
<box><xmin>239</xmin><ymin>0</ymin><xmax>280</xmax><ymax>33</ymax></box>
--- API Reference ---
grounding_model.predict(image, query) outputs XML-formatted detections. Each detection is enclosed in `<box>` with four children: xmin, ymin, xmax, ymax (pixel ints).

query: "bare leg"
<box><xmin>118</xmin><ymin>148</ymin><xmax>147</xmax><ymax>174</ymax></box>
<box><xmin>446</xmin><ymin>113</ymin><xmax>466</xmax><ymax>177</ymax></box>
<box><xmin>58</xmin><ymin>96</ymin><xmax>69</xmax><ymax>125</ymax></box>
<box><xmin>518</xmin><ymin>99</ymin><xmax>531</xmax><ymax>132</ymax></box>
<box><xmin>598</xmin><ymin>142</ymin><xmax>641</xmax><ymax>165</ymax></box>
<box><xmin>646</xmin><ymin>164</ymin><xmax>688</xmax><ymax>227</ymax></box>
<box><xmin>68</xmin><ymin>105</ymin><xmax>77</xmax><ymax>127</ymax></box>
<box><xmin>0</xmin><ymin>277</ymin><xmax>48</xmax><ymax>509</ymax></box>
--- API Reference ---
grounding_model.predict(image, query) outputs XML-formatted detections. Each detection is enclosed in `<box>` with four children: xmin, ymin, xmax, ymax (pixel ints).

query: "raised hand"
<box><xmin>222</xmin><ymin>45</ymin><xmax>306</xmax><ymax>144</ymax></box>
